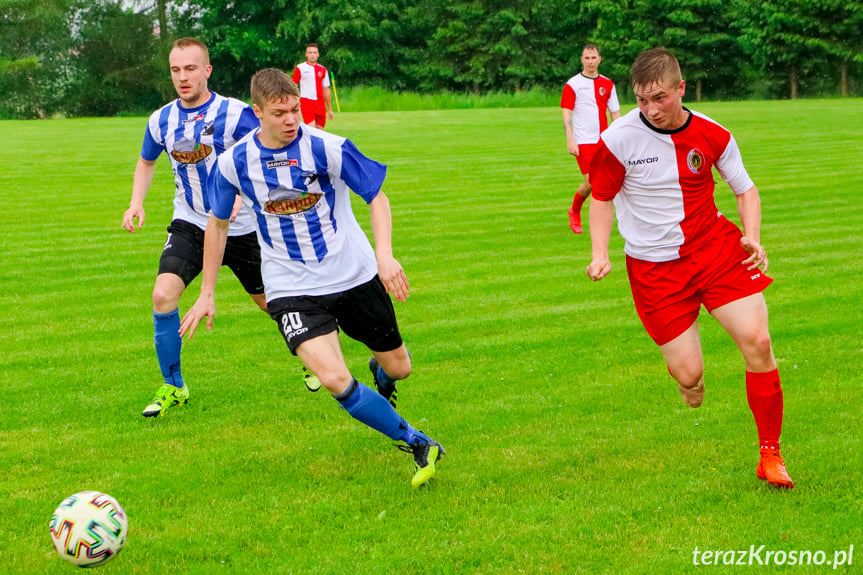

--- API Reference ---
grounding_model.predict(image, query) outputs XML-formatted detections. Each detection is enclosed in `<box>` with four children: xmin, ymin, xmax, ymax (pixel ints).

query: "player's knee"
<box><xmin>385</xmin><ymin>359</ymin><xmax>411</xmax><ymax>381</ymax></box>
<box><xmin>152</xmin><ymin>284</ymin><xmax>180</xmax><ymax>311</ymax></box>
<box><xmin>744</xmin><ymin>330</ymin><xmax>773</xmax><ymax>362</ymax></box>
<box><xmin>317</xmin><ymin>367</ymin><xmax>353</xmax><ymax>394</ymax></box>
<box><xmin>669</xmin><ymin>363</ymin><xmax>703</xmax><ymax>388</ymax></box>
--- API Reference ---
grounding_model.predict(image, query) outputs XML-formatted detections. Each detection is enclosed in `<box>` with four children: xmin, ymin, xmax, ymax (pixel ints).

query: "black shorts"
<box><xmin>268</xmin><ymin>276</ymin><xmax>403</xmax><ymax>355</ymax></box>
<box><xmin>157</xmin><ymin>219</ymin><xmax>264</xmax><ymax>295</ymax></box>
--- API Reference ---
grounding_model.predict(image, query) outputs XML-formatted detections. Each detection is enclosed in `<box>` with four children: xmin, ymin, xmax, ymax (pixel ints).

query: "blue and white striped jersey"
<box><xmin>211</xmin><ymin>124</ymin><xmax>387</xmax><ymax>299</ymax></box>
<box><xmin>141</xmin><ymin>91</ymin><xmax>259</xmax><ymax>235</ymax></box>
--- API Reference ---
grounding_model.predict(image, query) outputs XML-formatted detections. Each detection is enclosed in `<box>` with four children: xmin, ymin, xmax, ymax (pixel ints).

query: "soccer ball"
<box><xmin>49</xmin><ymin>491</ymin><xmax>128</xmax><ymax>567</ymax></box>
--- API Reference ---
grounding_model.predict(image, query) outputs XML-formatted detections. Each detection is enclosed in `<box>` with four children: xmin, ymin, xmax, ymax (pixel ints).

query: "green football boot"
<box><xmin>302</xmin><ymin>364</ymin><xmax>322</xmax><ymax>392</ymax></box>
<box><xmin>397</xmin><ymin>433</ymin><xmax>445</xmax><ymax>488</ymax></box>
<box><xmin>142</xmin><ymin>383</ymin><xmax>189</xmax><ymax>417</ymax></box>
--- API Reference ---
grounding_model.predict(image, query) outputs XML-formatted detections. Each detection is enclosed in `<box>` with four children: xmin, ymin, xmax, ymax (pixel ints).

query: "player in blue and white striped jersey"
<box><xmin>180</xmin><ymin>69</ymin><xmax>444</xmax><ymax>487</ymax></box>
<box><xmin>122</xmin><ymin>38</ymin><xmax>268</xmax><ymax>418</ymax></box>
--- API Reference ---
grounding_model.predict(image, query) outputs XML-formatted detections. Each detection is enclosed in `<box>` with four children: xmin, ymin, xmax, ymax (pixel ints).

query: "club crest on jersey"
<box><xmin>687</xmin><ymin>148</ymin><xmax>704</xmax><ymax>174</ymax></box>
<box><xmin>171</xmin><ymin>136</ymin><xmax>212</xmax><ymax>164</ymax></box>
<box><xmin>599</xmin><ymin>87</ymin><xmax>606</xmax><ymax>96</ymax></box>
<box><xmin>264</xmin><ymin>184</ymin><xmax>322</xmax><ymax>216</ymax></box>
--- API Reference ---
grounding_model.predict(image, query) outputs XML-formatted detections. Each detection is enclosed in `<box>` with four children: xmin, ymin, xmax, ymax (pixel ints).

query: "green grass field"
<box><xmin>1</xmin><ymin>100</ymin><xmax>861</xmax><ymax>574</ymax></box>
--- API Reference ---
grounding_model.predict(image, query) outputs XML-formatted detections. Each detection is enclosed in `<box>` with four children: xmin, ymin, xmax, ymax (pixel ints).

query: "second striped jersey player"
<box><xmin>123</xmin><ymin>38</ymin><xmax>271</xmax><ymax>419</ymax></box>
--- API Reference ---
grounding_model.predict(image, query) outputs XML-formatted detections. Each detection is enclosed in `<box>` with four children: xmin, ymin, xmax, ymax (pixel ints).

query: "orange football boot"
<box><xmin>756</xmin><ymin>448</ymin><xmax>795</xmax><ymax>489</ymax></box>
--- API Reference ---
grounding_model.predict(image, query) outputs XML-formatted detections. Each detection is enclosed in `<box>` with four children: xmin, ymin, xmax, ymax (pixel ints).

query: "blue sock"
<box><xmin>375</xmin><ymin>365</ymin><xmax>397</xmax><ymax>390</ymax></box>
<box><xmin>154</xmin><ymin>309</ymin><xmax>184</xmax><ymax>388</ymax></box>
<box><xmin>335</xmin><ymin>380</ymin><xmax>418</xmax><ymax>443</ymax></box>
<box><xmin>375</xmin><ymin>349</ymin><xmax>409</xmax><ymax>389</ymax></box>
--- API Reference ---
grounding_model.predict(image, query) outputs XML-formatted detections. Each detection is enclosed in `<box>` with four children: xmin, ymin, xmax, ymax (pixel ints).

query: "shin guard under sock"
<box><xmin>335</xmin><ymin>379</ymin><xmax>416</xmax><ymax>443</ymax></box>
<box><xmin>154</xmin><ymin>309</ymin><xmax>184</xmax><ymax>388</ymax></box>
<box><xmin>745</xmin><ymin>369</ymin><xmax>783</xmax><ymax>450</ymax></box>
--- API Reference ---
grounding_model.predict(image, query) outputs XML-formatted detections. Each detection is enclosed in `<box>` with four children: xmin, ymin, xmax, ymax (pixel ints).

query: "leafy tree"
<box><xmin>171</xmin><ymin>0</ymin><xmax>295</xmax><ymax>98</ymax></box>
<box><xmin>734</xmin><ymin>0</ymin><xmax>832</xmax><ymax>99</ymax></box>
<box><xmin>401</xmin><ymin>0</ymin><xmax>581</xmax><ymax>93</ymax></box>
<box><xmin>790</xmin><ymin>0</ymin><xmax>863</xmax><ymax>96</ymax></box>
<box><xmin>588</xmin><ymin>0</ymin><xmax>750</xmax><ymax>101</ymax></box>
<box><xmin>0</xmin><ymin>0</ymin><xmax>76</xmax><ymax>118</ymax></box>
<box><xmin>66</xmin><ymin>1</ymin><xmax>163</xmax><ymax>116</ymax></box>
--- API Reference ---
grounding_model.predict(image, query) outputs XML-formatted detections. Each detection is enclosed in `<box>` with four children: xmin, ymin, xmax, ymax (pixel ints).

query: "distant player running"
<box><xmin>292</xmin><ymin>43</ymin><xmax>334</xmax><ymax>129</ymax></box>
<box><xmin>180</xmin><ymin>69</ymin><xmax>444</xmax><ymax>487</ymax></box>
<box><xmin>123</xmin><ymin>38</ymin><xmax>284</xmax><ymax>417</ymax></box>
<box><xmin>587</xmin><ymin>48</ymin><xmax>794</xmax><ymax>488</ymax></box>
<box><xmin>561</xmin><ymin>43</ymin><xmax>620</xmax><ymax>233</ymax></box>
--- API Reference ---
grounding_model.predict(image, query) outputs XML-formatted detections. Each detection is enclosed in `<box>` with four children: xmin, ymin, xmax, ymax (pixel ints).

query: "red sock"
<box><xmin>571</xmin><ymin>191</ymin><xmax>587</xmax><ymax>212</ymax></box>
<box><xmin>745</xmin><ymin>369</ymin><xmax>783</xmax><ymax>451</ymax></box>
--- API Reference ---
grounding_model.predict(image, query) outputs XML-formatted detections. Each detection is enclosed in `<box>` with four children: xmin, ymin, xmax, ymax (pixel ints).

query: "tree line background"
<box><xmin>1</xmin><ymin>0</ymin><xmax>861</xmax><ymax>119</ymax></box>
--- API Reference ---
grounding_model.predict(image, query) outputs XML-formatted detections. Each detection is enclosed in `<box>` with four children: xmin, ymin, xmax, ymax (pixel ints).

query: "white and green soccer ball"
<box><xmin>49</xmin><ymin>491</ymin><xmax>128</xmax><ymax>567</ymax></box>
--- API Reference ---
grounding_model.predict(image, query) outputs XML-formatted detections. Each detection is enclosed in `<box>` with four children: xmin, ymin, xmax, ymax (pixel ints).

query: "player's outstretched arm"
<box><xmin>180</xmin><ymin>216</ymin><xmax>230</xmax><ymax>338</ymax></box>
<box><xmin>122</xmin><ymin>158</ymin><xmax>156</xmax><ymax>232</ymax></box>
<box><xmin>369</xmin><ymin>191</ymin><xmax>409</xmax><ymax>302</ymax></box>
<box><xmin>586</xmin><ymin>198</ymin><xmax>614</xmax><ymax>281</ymax></box>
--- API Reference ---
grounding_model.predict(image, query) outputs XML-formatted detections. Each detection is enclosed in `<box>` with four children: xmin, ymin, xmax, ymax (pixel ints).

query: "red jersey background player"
<box><xmin>292</xmin><ymin>44</ymin><xmax>334</xmax><ymax>129</ymax></box>
<box><xmin>586</xmin><ymin>48</ymin><xmax>794</xmax><ymax>489</ymax></box>
<box><xmin>561</xmin><ymin>43</ymin><xmax>621</xmax><ymax>233</ymax></box>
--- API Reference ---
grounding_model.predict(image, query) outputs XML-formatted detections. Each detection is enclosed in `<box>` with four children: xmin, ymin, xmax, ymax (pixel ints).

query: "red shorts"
<box><xmin>625</xmin><ymin>218</ymin><xmax>773</xmax><ymax>346</ymax></box>
<box><xmin>300</xmin><ymin>98</ymin><xmax>327</xmax><ymax>127</ymax></box>
<box><xmin>576</xmin><ymin>143</ymin><xmax>598</xmax><ymax>175</ymax></box>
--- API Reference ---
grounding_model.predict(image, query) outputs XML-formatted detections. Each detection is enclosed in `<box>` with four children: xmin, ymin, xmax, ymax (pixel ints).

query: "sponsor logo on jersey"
<box><xmin>264</xmin><ymin>184</ymin><xmax>322</xmax><ymax>216</ymax></box>
<box><xmin>627</xmin><ymin>156</ymin><xmax>659</xmax><ymax>167</ymax></box>
<box><xmin>170</xmin><ymin>136</ymin><xmax>212</xmax><ymax>164</ymax></box>
<box><xmin>266</xmin><ymin>159</ymin><xmax>299</xmax><ymax>169</ymax></box>
<box><xmin>182</xmin><ymin>114</ymin><xmax>206</xmax><ymax>125</ymax></box>
<box><xmin>687</xmin><ymin>148</ymin><xmax>704</xmax><ymax>174</ymax></box>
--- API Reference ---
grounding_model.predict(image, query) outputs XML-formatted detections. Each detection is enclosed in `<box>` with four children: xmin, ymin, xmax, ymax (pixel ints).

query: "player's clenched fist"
<box><xmin>586</xmin><ymin>259</ymin><xmax>611</xmax><ymax>281</ymax></box>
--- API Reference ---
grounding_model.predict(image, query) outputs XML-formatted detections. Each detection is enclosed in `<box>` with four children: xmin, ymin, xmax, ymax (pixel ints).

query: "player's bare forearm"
<box><xmin>180</xmin><ymin>216</ymin><xmax>229</xmax><ymax>338</ymax></box>
<box><xmin>323</xmin><ymin>87</ymin><xmax>333</xmax><ymax>117</ymax></box>
<box><xmin>736</xmin><ymin>186</ymin><xmax>762</xmax><ymax>244</ymax></box>
<box><xmin>200</xmin><ymin>215</ymin><xmax>229</xmax><ymax>296</ymax></box>
<box><xmin>586</xmin><ymin>198</ymin><xmax>614</xmax><ymax>281</ymax></box>
<box><xmin>369</xmin><ymin>191</ymin><xmax>409</xmax><ymax>301</ymax></box>
<box><xmin>562</xmin><ymin>110</ymin><xmax>579</xmax><ymax>156</ymax></box>
<box><xmin>229</xmin><ymin>193</ymin><xmax>243</xmax><ymax>222</ymax></box>
<box><xmin>123</xmin><ymin>158</ymin><xmax>156</xmax><ymax>232</ymax></box>
<box><xmin>736</xmin><ymin>186</ymin><xmax>769</xmax><ymax>272</ymax></box>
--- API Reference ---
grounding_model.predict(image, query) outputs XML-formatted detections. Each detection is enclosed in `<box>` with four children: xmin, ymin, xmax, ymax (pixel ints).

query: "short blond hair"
<box><xmin>250</xmin><ymin>68</ymin><xmax>300</xmax><ymax>108</ymax></box>
<box><xmin>171</xmin><ymin>37</ymin><xmax>210</xmax><ymax>66</ymax></box>
<box><xmin>631</xmin><ymin>47</ymin><xmax>681</xmax><ymax>91</ymax></box>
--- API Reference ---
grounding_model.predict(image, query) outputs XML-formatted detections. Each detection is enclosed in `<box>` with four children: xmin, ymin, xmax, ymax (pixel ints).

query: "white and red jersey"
<box><xmin>591</xmin><ymin>108</ymin><xmax>755</xmax><ymax>262</ymax></box>
<box><xmin>292</xmin><ymin>62</ymin><xmax>330</xmax><ymax>105</ymax></box>
<box><xmin>561</xmin><ymin>73</ymin><xmax>620</xmax><ymax>144</ymax></box>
